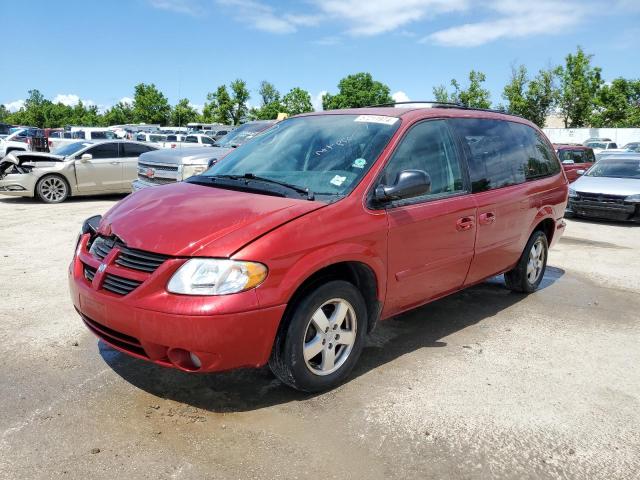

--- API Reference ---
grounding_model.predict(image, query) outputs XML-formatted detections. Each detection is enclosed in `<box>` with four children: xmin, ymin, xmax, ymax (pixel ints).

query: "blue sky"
<box><xmin>2</xmin><ymin>0</ymin><xmax>639</xmax><ymax>113</ymax></box>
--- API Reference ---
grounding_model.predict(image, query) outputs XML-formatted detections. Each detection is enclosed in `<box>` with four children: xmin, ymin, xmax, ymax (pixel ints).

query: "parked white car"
<box><xmin>0</xmin><ymin>128</ymin><xmax>43</xmax><ymax>158</ymax></box>
<box><xmin>48</xmin><ymin>128</ymin><xmax>117</xmax><ymax>151</ymax></box>
<box><xmin>585</xmin><ymin>141</ymin><xmax>618</xmax><ymax>154</ymax></box>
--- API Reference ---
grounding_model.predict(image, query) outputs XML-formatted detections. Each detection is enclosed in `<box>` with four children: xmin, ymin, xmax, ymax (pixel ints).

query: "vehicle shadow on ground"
<box><xmin>0</xmin><ymin>193</ymin><xmax>128</xmax><ymax>204</ymax></box>
<box><xmin>101</xmin><ymin>267</ymin><xmax>565</xmax><ymax>412</ymax></box>
<box><xmin>568</xmin><ymin>216</ymin><xmax>638</xmax><ymax>228</ymax></box>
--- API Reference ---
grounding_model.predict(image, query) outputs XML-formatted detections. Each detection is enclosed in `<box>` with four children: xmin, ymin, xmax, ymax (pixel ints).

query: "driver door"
<box><xmin>74</xmin><ymin>143</ymin><xmax>122</xmax><ymax>192</ymax></box>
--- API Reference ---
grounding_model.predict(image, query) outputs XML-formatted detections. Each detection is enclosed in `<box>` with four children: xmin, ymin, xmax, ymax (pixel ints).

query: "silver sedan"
<box><xmin>567</xmin><ymin>154</ymin><xmax>640</xmax><ymax>222</ymax></box>
<box><xmin>0</xmin><ymin>140</ymin><xmax>157</xmax><ymax>203</ymax></box>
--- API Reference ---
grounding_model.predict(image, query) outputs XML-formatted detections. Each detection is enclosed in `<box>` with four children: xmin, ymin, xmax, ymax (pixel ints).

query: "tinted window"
<box><xmin>166</xmin><ymin>135</ymin><xmax>178</xmax><ymax>141</ymax></box>
<box><xmin>185</xmin><ymin>136</ymin><xmax>198</xmax><ymax>143</ymax></box>
<box><xmin>450</xmin><ymin>119</ymin><xmax>525</xmax><ymax>192</ymax></box>
<box><xmin>382</xmin><ymin>120</ymin><xmax>464</xmax><ymax>199</ymax></box>
<box><xmin>85</xmin><ymin>143</ymin><xmax>118</xmax><ymax>159</ymax></box>
<box><xmin>136</xmin><ymin>134</ymin><xmax>146</xmax><ymax>141</ymax></box>
<box><xmin>558</xmin><ymin>149</ymin><xmax>587</xmax><ymax>163</ymax></box>
<box><xmin>201</xmin><ymin>136</ymin><xmax>215</xmax><ymax>145</ymax></box>
<box><xmin>508</xmin><ymin>122</ymin><xmax>561</xmax><ymax>179</ymax></box>
<box><xmin>121</xmin><ymin>143</ymin><xmax>152</xmax><ymax>157</ymax></box>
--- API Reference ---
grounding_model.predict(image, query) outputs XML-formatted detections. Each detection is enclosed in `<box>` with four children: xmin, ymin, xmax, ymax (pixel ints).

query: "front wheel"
<box><xmin>269</xmin><ymin>280</ymin><xmax>367</xmax><ymax>392</ymax></box>
<box><xmin>35</xmin><ymin>174</ymin><xmax>69</xmax><ymax>203</ymax></box>
<box><xmin>505</xmin><ymin>230</ymin><xmax>548</xmax><ymax>293</ymax></box>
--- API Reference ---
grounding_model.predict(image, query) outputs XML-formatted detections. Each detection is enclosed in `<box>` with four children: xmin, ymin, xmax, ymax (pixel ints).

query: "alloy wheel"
<box><xmin>39</xmin><ymin>176</ymin><xmax>67</xmax><ymax>202</ymax></box>
<box><xmin>302</xmin><ymin>298</ymin><xmax>357</xmax><ymax>376</ymax></box>
<box><xmin>526</xmin><ymin>238</ymin><xmax>545</xmax><ymax>284</ymax></box>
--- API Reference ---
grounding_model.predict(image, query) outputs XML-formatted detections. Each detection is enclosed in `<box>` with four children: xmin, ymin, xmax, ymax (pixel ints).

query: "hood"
<box><xmin>100</xmin><ymin>181</ymin><xmax>325</xmax><ymax>257</ymax></box>
<box><xmin>0</xmin><ymin>152</ymin><xmax>64</xmax><ymax>176</ymax></box>
<box><xmin>573</xmin><ymin>176</ymin><xmax>640</xmax><ymax>196</ymax></box>
<box><xmin>140</xmin><ymin>146</ymin><xmax>233</xmax><ymax>166</ymax></box>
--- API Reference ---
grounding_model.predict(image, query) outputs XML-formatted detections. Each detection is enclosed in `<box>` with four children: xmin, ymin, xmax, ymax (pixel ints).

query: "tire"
<box><xmin>269</xmin><ymin>280</ymin><xmax>367</xmax><ymax>392</ymax></box>
<box><xmin>504</xmin><ymin>230</ymin><xmax>548</xmax><ymax>293</ymax></box>
<box><xmin>35</xmin><ymin>174</ymin><xmax>70</xmax><ymax>203</ymax></box>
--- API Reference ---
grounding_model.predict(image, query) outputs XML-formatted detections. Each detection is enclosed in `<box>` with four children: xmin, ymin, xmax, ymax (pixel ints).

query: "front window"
<box><xmin>197</xmin><ymin>115</ymin><xmax>400</xmax><ymax>199</ymax></box>
<box><xmin>586</xmin><ymin>159</ymin><xmax>640</xmax><ymax>179</ymax></box>
<box><xmin>215</xmin><ymin>122</ymin><xmax>272</xmax><ymax>148</ymax></box>
<box><xmin>53</xmin><ymin>142</ymin><xmax>93</xmax><ymax>156</ymax></box>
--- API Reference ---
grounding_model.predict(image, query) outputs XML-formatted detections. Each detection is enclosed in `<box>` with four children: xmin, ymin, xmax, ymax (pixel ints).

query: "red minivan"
<box><xmin>554</xmin><ymin>144</ymin><xmax>596</xmax><ymax>182</ymax></box>
<box><xmin>70</xmin><ymin>106</ymin><xmax>568</xmax><ymax>392</ymax></box>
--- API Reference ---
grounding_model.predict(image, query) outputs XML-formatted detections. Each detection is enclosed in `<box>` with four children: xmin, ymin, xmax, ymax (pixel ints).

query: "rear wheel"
<box><xmin>505</xmin><ymin>230</ymin><xmax>548</xmax><ymax>293</ymax></box>
<box><xmin>35</xmin><ymin>174</ymin><xmax>69</xmax><ymax>203</ymax></box>
<box><xmin>269</xmin><ymin>280</ymin><xmax>367</xmax><ymax>392</ymax></box>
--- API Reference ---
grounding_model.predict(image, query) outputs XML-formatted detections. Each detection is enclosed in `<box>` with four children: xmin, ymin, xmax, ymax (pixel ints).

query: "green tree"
<box><xmin>0</xmin><ymin>104</ymin><xmax>10</xmax><ymax>123</ymax></box>
<box><xmin>229</xmin><ymin>79</ymin><xmax>250</xmax><ymax>125</ymax></box>
<box><xmin>282</xmin><ymin>87</ymin><xmax>314</xmax><ymax>115</ymax></box>
<box><xmin>555</xmin><ymin>46</ymin><xmax>603</xmax><ymax>127</ymax></box>
<box><xmin>102</xmin><ymin>101</ymin><xmax>135</xmax><ymax>126</ymax></box>
<box><xmin>132</xmin><ymin>83</ymin><xmax>171</xmax><ymax>125</ymax></box>
<box><xmin>434</xmin><ymin>70</ymin><xmax>491</xmax><ymax>108</ymax></box>
<box><xmin>502</xmin><ymin>65</ymin><xmax>558</xmax><ymax>127</ymax></box>
<box><xmin>171</xmin><ymin>98</ymin><xmax>199</xmax><ymax>126</ymax></box>
<box><xmin>203</xmin><ymin>85</ymin><xmax>233</xmax><ymax>124</ymax></box>
<box><xmin>591</xmin><ymin>78</ymin><xmax>640</xmax><ymax>127</ymax></box>
<box><xmin>251</xmin><ymin>81</ymin><xmax>283</xmax><ymax>120</ymax></box>
<box><xmin>322</xmin><ymin>73</ymin><xmax>393</xmax><ymax>110</ymax></box>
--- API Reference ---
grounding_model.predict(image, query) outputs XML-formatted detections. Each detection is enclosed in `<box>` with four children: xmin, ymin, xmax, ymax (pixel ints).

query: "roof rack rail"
<box><xmin>364</xmin><ymin>100</ymin><xmax>527</xmax><ymax>120</ymax></box>
<box><xmin>366</xmin><ymin>100</ymin><xmax>463</xmax><ymax>108</ymax></box>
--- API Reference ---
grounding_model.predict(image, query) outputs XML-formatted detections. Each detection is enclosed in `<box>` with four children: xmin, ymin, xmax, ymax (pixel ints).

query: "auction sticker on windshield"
<box><xmin>354</xmin><ymin>115</ymin><xmax>399</xmax><ymax>125</ymax></box>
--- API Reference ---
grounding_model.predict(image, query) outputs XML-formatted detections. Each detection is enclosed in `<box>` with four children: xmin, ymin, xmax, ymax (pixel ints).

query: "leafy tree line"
<box><xmin>1</xmin><ymin>47</ymin><xmax>638</xmax><ymax>129</ymax></box>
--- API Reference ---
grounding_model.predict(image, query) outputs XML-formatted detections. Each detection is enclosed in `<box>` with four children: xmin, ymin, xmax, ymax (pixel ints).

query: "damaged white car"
<box><xmin>0</xmin><ymin>140</ymin><xmax>157</xmax><ymax>203</ymax></box>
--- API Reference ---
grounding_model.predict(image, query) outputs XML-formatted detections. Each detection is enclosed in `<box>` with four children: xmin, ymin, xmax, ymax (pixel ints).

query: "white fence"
<box><xmin>542</xmin><ymin>128</ymin><xmax>640</xmax><ymax>146</ymax></box>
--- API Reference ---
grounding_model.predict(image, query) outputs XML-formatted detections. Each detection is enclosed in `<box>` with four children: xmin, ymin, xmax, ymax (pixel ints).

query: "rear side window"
<box><xmin>201</xmin><ymin>136</ymin><xmax>215</xmax><ymax>145</ymax></box>
<box><xmin>382</xmin><ymin>120</ymin><xmax>464</xmax><ymax>200</ymax></box>
<box><xmin>185</xmin><ymin>136</ymin><xmax>198</xmax><ymax>143</ymax></box>
<box><xmin>450</xmin><ymin>119</ymin><xmax>525</xmax><ymax>192</ymax></box>
<box><xmin>558</xmin><ymin>149</ymin><xmax>587</xmax><ymax>163</ymax></box>
<box><xmin>451</xmin><ymin>119</ymin><xmax>560</xmax><ymax>192</ymax></box>
<box><xmin>121</xmin><ymin>143</ymin><xmax>153</xmax><ymax>157</ymax></box>
<box><xmin>136</xmin><ymin>134</ymin><xmax>146</xmax><ymax>141</ymax></box>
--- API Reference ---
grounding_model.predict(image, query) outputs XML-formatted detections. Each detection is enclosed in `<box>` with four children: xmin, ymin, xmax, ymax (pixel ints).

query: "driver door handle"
<box><xmin>456</xmin><ymin>216</ymin><xmax>475</xmax><ymax>231</ymax></box>
<box><xmin>110</xmin><ymin>161</ymin><xmax>120</xmax><ymax>165</ymax></box>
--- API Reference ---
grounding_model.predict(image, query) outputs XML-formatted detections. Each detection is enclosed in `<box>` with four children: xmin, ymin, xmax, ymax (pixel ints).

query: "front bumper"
<box><xmin>69</xmin><ymin>235</ymin><xmax>285</xmax><ymax>373</ymax></box>
<box><xmin>0</xmin><ymin>174</ymin><xmax>35</xmax><ymax>197</ymax></box>
<box><xmin>567</xmin><ymin>198</ymin><xmax>639</xmax><ymax>222</ymax></box>
<box><xmin>131</xmin><ymin>179</ymin><xmax>158</xmax><ymax>191</ymax></box>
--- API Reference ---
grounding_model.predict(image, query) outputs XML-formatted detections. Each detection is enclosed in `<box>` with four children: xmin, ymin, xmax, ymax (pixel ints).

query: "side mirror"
<box><xmin>562</xmin><ymin>159</ymin><xmax>575</xmax><ymax>165</ymax></box>
<box><xmin>80</xmin><ymin>153</ymin><xmax>93</xmax><ymax>162</ymax></box>
<box><xmin>576</xmin><ymin>169</ymin><xmax>585</xmax><ymax>176</ymax></box>
<box><xmin>375</xmin><ymin>169</ymin><xmax>431</xmax><ymax>203</ymax></box>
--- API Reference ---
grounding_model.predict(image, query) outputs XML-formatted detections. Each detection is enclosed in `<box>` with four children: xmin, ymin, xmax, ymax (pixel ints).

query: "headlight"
<box><xmin>625</xmin><ymin>194</ymin><xmax>640</xmax><ymax>203</ymax></box>
<box><xmin>568</xmin><ymin>188</ymin><xmax>578</xmax><ymax>198</ymax></box>
<box><xmin>181</xmin><ymin>164</ymin><xmax>207</xmax><ymax>180</ymax></box>
<box><xmin>167</xmin><ymin>259</ymin><xmax>268</xmax><ymax>295</ymax></box>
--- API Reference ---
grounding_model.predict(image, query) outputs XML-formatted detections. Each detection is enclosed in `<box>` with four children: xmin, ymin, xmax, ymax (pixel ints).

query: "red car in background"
<box><xmin>70</xmin><ymin>105</ymin><xmax>568</xmax><ymax>392</ymax></box>
<box><xmin>555</xmin><ymin>144</ymin><xmax>596</xmax><ymax>182</ymax></box>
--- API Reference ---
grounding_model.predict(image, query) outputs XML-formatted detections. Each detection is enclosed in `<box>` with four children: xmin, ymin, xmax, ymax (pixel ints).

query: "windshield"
<box><xmin>586</xmin><ymin>159</ymin><xmax>640</xmax><ymax>179</ymax></box>
<box><xmin>52</xmin><ymin>142</ymin><xmax>92</xmax><ymax>156</ymax></box>
<box><xmin>586</xmin><ymin>142</ymin><xmax>606</xmax><ymax>149</ymax></box>
<box><xmin>216</xmin><ymin>122</ymin><xmax>272</xmax><ymax>148</ymax></box>
<box><xmin>623</xmin><ymin>143</ymin><xmax>640</xmax><ymax>151</ymax></box>
<box><xmin>199</xmin><ymin>114</ymin><xmax>400</xmax><ymax>198</ymax></box>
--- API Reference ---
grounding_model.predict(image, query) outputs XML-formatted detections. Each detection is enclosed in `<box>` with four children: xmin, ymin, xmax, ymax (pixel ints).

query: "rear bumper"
<box><xmin>567</xmin><ymin>199</ymin><xmax>639</xmax><ymax>222</ymax></box>
<box><xmin>69</xmin><ymin>249</ymin><xmax>285</xmax><ymax>373</ymax></box>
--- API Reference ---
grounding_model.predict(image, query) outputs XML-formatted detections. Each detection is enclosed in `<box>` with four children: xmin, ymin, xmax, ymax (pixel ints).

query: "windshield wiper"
<box><xmin>215</xmin><ymin>174</ymin><xmax>315</xmax><ymax>200</ymax></box>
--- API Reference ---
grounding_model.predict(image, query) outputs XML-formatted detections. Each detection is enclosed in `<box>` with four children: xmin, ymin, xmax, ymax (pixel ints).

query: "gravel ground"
<box><xmin>0</xmin><ymin>194</ymin><xmax>639</xmax><ymax>480</ymax></box>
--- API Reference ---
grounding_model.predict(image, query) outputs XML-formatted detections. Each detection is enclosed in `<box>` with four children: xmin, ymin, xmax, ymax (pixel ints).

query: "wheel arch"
<box><xmin>529</xmin><ymin>206</ymin><xmax>556</xmax><ymax>244</ymax></box>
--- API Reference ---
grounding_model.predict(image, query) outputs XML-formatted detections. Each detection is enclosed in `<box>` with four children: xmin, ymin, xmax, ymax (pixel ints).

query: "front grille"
<box><xmin>90</xmin><ymin>236</ymin><xmax>168</xmax><ymax>273</ymax></box>
<box><xmin>103</xmin><ymin>273</ymin><xmax>142</xmax><ymax>296</ymax></box>
<box><xmin>80</xmin><ymin>312</ymin><xmax>148</xmax><ymax>358</ymax></box>
<box><xmin>137</xmin><ymin>174</ymin><xmax>176</xmax><ymax>185</ymax></box>
<box><xmin>576</xmin><ymin>192</ymin><xmax>627</xmax><ymax>205</ymax></box>
<box><xmin>138</xmin><ymin>161</ymin><xmax>178</xmax><ymax>172</ymax></box>
<box><xmin>84</xmin><ymin>264</ymin><xmax>96</xmax><ymax>282</ymax></box>
<box><xmin>115</xmin><ymin>246</ymin><xmax>169</xmax><ymax>272</ymax></box>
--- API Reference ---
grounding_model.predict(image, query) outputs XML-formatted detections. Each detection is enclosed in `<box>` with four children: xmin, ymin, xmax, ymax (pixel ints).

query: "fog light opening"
<box><xmin>167</xmin><ymin>348</ymin><xmax>202</xmax><ymax>371</ymax></box>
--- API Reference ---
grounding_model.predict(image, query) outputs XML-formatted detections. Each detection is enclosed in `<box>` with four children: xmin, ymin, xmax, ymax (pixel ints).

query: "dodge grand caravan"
<box><xmin>70</xmin><ymin>105</ymin><xmax>568</xmax><ymax>392</ymax></box>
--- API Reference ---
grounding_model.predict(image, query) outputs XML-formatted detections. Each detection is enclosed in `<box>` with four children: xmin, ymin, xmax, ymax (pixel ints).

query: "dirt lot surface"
<box><xmin>1</xmin><ymin>194</ymin><xmax>639</xmax><ymax>480</ymax></box>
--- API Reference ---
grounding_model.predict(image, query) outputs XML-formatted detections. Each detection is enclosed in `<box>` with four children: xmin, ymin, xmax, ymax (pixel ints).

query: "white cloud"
<box><xmin>53</xmin><ymin>93</ymin><xmax>81</xmax><ymax>106</ymax></box>
<box><xmin>217</xmin><ymin>0</ymin><xmax>321</xmax><ymax>34</ymax></box>
<box><xmin>313</xmin><ymin>91</ymin><xmax>327</xmax><ymax>111</ymax></box>
<box><xmin>147</xmin><ymin>0</ymin><xmax>202</xmax><ymax>16</ymax></box>
<box><xmin>119</xmin><ymin>96</ymin><xmax>134</xmax><ymax>106</ymax></box>
<box><xmin>426</xmin><ymin>0</ymin><xmax>584</xmax><ymax>47</ymax></box>
<box><xmin>392</xmin><ymin>91</ymin><xmax>410</xmax><ymax>103</ymax></box>
<box><xmin>316</xmin><ymin>0</ymin><xmax>468</xmax><ymax>36</ymax></box>
<box><xmin>190</xmin><ymin>103</ymin><xmax>204</xmax><ymax>114</ymax></box>
<box><xmin>4</xmin><ymin>100</ymin><xmax>25</xmax><ymax>112</ymax></box>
